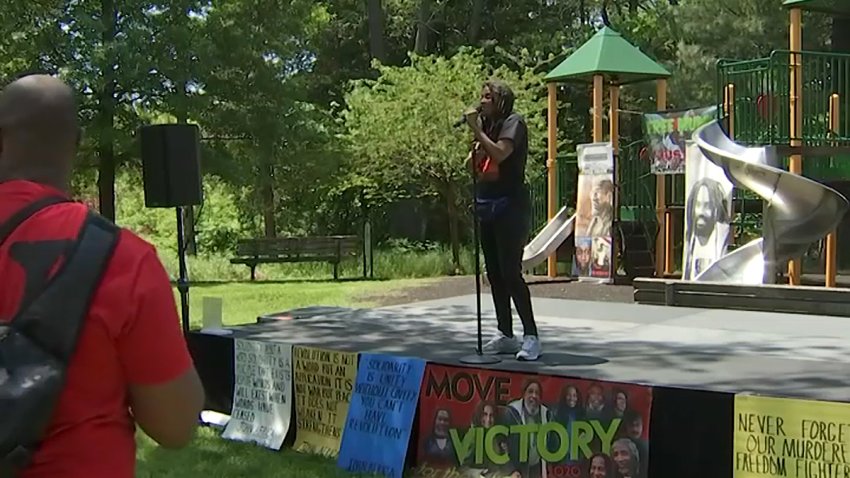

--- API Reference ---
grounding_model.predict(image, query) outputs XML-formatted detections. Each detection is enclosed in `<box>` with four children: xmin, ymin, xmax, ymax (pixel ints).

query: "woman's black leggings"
<box><xmin>478</xmin><ymin>191</ymin><xmax>538</xmax><ymax>338</ymax></box>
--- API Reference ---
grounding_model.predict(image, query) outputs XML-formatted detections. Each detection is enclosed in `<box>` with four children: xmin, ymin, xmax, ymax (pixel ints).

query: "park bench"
<box><xmin>230</xmin><ymin>235</ymin><xmax>360</xmax><ymax>281</ymax></box>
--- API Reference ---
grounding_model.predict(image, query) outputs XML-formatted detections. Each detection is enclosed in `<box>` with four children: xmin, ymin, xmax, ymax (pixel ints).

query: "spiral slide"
<box><xmin>691</xmin><ymin>120</ymin><xmax>850</xmax><ymax>284</ymax></box>
<box><xmin>521</xmin><ymin>206</ymin><xmax>576</xmax><ymax>272</ymax></box>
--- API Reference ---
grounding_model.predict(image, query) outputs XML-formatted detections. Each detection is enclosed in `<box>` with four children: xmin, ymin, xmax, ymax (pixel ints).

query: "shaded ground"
<box><xmin>360</xmin><ymin>275</ymin><xmax>634</xmax><ymax>306</ymax></box>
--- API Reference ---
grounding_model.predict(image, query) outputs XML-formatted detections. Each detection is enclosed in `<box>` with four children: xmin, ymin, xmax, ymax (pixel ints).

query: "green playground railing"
<box><xmin>717</xmin><ymin>49</ymin><xmax>850</xmax><ymax>180</ymax></box>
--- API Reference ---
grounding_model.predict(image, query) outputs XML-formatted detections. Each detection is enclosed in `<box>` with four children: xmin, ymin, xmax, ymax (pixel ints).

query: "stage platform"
<box><xmin>187</xmin><ymin>295</ymin><xmax>850</xmax><ymax>478</ymax></box>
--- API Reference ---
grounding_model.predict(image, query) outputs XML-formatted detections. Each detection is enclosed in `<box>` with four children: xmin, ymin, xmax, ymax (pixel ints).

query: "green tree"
<box><xmin>340</xmin><ymin>49</ymin><xmax>546</xmax><ymax>271</ymax></box>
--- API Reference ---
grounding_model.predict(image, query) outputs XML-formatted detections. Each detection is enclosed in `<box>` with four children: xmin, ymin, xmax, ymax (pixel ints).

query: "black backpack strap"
<box><xmin>11</xmin><ymin>211</ymin><xmax>120</xmax><ymax>363</ymax></box>
<box><xmin>0</xmin><ymin>196</ymin><xmax>72</xmax><ymax>247</ymax></box>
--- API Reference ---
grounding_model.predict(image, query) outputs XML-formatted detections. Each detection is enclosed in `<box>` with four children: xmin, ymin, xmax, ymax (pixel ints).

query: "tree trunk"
<box><xmin>262</xmin><ymin>160</ymin><xmax>276</xmax><ymax>238</ymax></box>
<box><xmin>445</xmin><ymin>182</ymin><xmax>461</xmax><ymax>274</ymax></box>
<box><xmin>366</xmin><ymin>0</ymin><xmax>387</xmax><ymax>63</ymax></box>
<box><xmin>97</xmin><ymin>0</ymin><xmax>117</xmax><ymax>222</ymax></box>
<box><xmin>467</xmin><ymin>0</ymin><xmax>484</xmax><ymax>44</ymax></box>
<box><xmin>414</xmin><ymin>0</ymin><xmax>431</xmax><ymax>55</ymax></box>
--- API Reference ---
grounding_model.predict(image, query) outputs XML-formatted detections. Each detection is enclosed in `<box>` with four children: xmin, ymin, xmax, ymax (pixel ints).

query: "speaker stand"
<box><xmin>176</xmin><ymin>206</ymin><xmax>191</xmax><ymax>332</ymax></box>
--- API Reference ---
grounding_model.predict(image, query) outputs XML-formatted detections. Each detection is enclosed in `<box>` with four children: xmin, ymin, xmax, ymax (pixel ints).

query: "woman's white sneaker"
<box><xmin>516</xmin><ymin>335</ymin><xmax>541</xmax><ymax>361</ymax></box>
<box><xmin>482</xmin><ymin>334</ymin><xmax>521</xmax><ymax>354</ymax></box>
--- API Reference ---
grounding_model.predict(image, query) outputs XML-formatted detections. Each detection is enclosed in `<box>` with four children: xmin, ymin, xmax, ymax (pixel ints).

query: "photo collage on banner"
<box><xmin>734</xmin><ymin>394</ymin><xmax>850</xmax><ymax>478</ymax></box>
<box><xmin>574</xmin><ymin>142</ymin><xmax>614</xmax><ymax>282</ymax></box>
<box><xmin>644</xmin><ymin>106</ymin><xmax>717</xmax><ymax>175</ymax></box>
<box><xmin>414</xmin><ymin>363</ymin><xmax>653</xmax><ymax>478</ymax></box>
<box><xmin>682</xmin><ymin>141</ymin><xmax>733</xmax><ymax>280</ymax></box>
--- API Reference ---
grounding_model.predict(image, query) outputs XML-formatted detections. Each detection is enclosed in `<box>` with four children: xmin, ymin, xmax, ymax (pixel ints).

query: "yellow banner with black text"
<box><xmin>735</xmin><ymin>394</ymin><xmax>850</xmax><ymax>478</ymax></box>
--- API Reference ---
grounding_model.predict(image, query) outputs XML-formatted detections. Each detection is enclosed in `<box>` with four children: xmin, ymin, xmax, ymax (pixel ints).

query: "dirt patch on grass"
<box><xmin>360</xmin><ymin>275</ymin><xmax>634</xmax><ymax>306</ymax></box>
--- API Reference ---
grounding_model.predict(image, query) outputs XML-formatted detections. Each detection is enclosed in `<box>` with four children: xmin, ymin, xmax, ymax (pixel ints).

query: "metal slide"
<box><xmin>521</xmin><ymin>206</ymin><xmax>576</xmax><ymax>272</ymax></box>
<box><xmin>692</xmin><ymin>120</ymin><xmax>850</xmax><ymax>284</ymax></box>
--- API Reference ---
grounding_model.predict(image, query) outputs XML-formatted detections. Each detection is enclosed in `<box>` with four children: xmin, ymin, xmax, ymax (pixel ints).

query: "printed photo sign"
<box><xmin>574</xmin><ymin>142</ymin><xmax>614</xmax><ymax>282</ymax></box>
<box><xmin>682</xmin><ymin>140</ymin><xmax>733</xmax><ymax>280</ymax></box>
<box><xmin>644</xmin><ymin>106</ymin><xmax>717</xmax><ymax>175</ymax></box>
<box><xmin>414</xmin><ymin>364</ymin><xmax>652</xmax><ymax>478</ymax></box>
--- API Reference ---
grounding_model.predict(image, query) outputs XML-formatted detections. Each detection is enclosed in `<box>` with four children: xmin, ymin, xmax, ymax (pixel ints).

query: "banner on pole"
<box><xmin>574</xmin><ymin>142</ymin><xmax>614</xmax><ymax>282</ymax></box>
<box><xmin>682</xmin><ymin>140</ymin><xmax>733</xmax><ymax>280</ymax></box>
<box><xmin>644</xmin><ymin>106</ymin><xmax>717</xmax><ymax>175</ymax></box>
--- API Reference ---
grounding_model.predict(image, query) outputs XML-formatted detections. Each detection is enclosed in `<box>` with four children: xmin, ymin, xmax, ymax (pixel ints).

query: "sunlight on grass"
<box><xmin>175</xmin><ymin>277</ymin><xmax>441</xmax><ymax>328</ymax></box>
<box><xmin>147</xmin><ymin>279</ymin><xmax>441</xmax><ymax>476</ymax></box>
<box><xmin>136</xmin><ymin>427</ymin><xmax>379</xmax><ymax>478</ymax></box>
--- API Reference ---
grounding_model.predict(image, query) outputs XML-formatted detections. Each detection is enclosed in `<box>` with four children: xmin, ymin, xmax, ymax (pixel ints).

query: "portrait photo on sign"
<box><xmin>682</xmin><ymin>141</ymin><xmax>734</xmax><ymax>280</ymax></box>
<box><xmin>575</xmin><ymin>174</ymin><xmax>614</xmax><ymax>238</ymax></box>
<box><xmin>573</xmin><ymin>236</ymin><xmax>592</xmax><ymax>277</ymax></box>
<box><xmin>591</xmin><ymin>236</ymin><xmax>612</xmax><ymax>278</ymax></box>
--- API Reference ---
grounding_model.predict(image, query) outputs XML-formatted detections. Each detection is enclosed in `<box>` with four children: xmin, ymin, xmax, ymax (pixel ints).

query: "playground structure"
<box><xmin>525</xmin><ymin>1</ymin><xmax>850</xmax><ymax>293</ymax></box>
<box><xmin>692</xmin><ymin>120</ymin><xmax>849</xmax><ymax>283</ymax></box>
<box><xmin>522</xmin><ymin>26</ymin><xmax>671</xmax><ymax>280</ymax></box>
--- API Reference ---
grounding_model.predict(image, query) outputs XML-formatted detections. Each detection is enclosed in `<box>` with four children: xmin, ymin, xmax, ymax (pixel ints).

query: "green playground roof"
<box><xmin>783</xmin><ymin>0</ymin><xmax>850</xmax><ymax>15</ymax></box>
<box><xmin>544</xmin><ymin>26</ymin><xmax>671</xmax><ymax>85</ymax></box>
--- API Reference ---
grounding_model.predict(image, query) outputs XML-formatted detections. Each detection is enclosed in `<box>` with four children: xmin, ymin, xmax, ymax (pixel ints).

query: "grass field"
<box><xmin>137</xmin><ymin>277</ymin><xmax>438</xmax><ymax>478</ymax></box>
<box><xmin>175</xmin><ymin>277</ymin><xmax>437</xmax><ymax>328</ymax></box>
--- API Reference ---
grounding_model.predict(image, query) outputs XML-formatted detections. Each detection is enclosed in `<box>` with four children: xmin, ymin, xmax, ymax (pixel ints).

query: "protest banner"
<box><xmin>414</xmin><ymin>364</ymin><xmax>652</xmax><ymax>478</ymax></box>
<box><xmin>573</xmin><ymin>142</ymin><xmax>614</xmax><ymax>283</ymax></box>
<box><xmin>292</xmin><ymin>346</ymin><xmax>359</xmax><ymax>457</ymax></box>
<box><xmin>222</xmin><ymin>339</ymin><xmax>293</xmax><ymax>450</ymax></box>
<box><xmin>734</xmin><ymin>394</ymin><xmax>850</xmax><ymax>478</ymax></box>
<box><xmin>644</xmin><ymin>106</ymin><xmax>717</xmax><ymax>175</ymax></box>
<box><xmin>682</xmin><ymin>140</ymin><xmax>734</xmax><ymax>280</ymax></box>
<box><xmin>337</xmin><ymin>353</ymin><xmax>427</xmax><ymax>478</ymax></box>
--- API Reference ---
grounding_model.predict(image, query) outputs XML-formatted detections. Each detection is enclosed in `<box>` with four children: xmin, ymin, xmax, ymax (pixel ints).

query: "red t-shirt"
<box><xmin>0</xmin><ymin>180</ymin><xmax>194</xmax><ymax>478</ymax></box>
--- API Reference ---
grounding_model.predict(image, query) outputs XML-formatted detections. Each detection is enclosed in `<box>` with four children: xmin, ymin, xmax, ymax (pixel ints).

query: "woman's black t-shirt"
<box><xmin>476</xmin><ymin>112</ymin><xmax>528</xmax><ymax>200</ymax></box>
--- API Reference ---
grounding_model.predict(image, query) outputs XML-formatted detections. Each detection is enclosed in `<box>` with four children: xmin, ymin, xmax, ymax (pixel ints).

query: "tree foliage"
<box><xmin>339</xmin><ymin>49</ymin><xmax>546</xmax><ymax>269</ymax></box>
<box><xmin>0</xmin><ymin>0</ymin><xmax>842</xmax><ymax>261</ymax></box>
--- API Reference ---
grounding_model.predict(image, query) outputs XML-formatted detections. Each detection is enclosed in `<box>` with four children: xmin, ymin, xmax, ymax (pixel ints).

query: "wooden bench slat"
<box><xmin>231</xmin><ymin>235</ymin><xmax>361</xmax><ymax>280</ymax></box>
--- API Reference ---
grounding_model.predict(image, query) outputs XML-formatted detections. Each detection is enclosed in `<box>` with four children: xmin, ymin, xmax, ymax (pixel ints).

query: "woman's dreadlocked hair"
<box><xmin>481</xmin><ymin>79</ymin><xmax>516</xmax><ymax>140</ymax></box>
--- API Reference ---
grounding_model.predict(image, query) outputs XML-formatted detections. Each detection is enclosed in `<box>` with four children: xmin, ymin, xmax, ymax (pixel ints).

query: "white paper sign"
<box><xmin>222</xmin><ymin>338</ymin><xmax>293</xmax><ymax>449</ymax></box>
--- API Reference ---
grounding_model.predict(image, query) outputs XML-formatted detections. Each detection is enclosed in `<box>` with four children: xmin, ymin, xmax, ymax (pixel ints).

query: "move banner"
<box><xmin>414</xmin><ymin>364</ymin><xmax>652</xmax><ymax>478</ymax></box>
<box><xmin>292</xmin><ymin>346</ymin><xmax>359</xmax><ymax>457</ymax></box>
<box><xmin>734</xmin><ymin>394</ymin><xmax>850</xmax><ymax>478</ymax></box>
<box><xmin>644</xmin><ymin>106</ymin><xmax>717</xmax><ymax>175</ymax></box>
<box><xmin>337</xmin><ymin>353</ymin><xmax>427</xmax><ymax>478</ymax></box>
<box><xmin>222</xmin><ymin>338</ymin><xmax>293</xmax><ymax>450</ymax></box>
<box><xmin>574</xmin><ymin>142</ymin><xmax>614</xmax><ymax>282</ymax></box>
<box><xmin>682</xmin><ymin>140</ymin><xmax>733</xmax><ymax>280</ymax></box>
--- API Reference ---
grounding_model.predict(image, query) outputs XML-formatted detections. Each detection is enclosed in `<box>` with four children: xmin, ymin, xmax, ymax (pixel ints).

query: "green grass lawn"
<box><xmin>138</xmin><ymin>278</ymin><xmax>439</xmax><ymax>477</ymax></box>
<box><xmin>176</xmin><ymin>277</ymin><xmax>437</xmax><ymax>328</ymax></box>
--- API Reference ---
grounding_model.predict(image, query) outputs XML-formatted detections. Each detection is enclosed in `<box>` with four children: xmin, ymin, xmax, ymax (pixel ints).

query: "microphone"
<box><xmin>454</xmin><ymin>106</ymin><xmax>482</xmax><ymax>128</ymax></box>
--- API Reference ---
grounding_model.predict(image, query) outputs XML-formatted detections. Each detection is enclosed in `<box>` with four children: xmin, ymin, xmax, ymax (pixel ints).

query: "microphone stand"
<box><xmin>460</xmin><ymin>142</ymin><xmax>501</xmax><ymax>366</ymax></box>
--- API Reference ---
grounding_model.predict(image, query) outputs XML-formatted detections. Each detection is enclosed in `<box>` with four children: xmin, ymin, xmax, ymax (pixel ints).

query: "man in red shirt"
<box><xmin>0</xmin><ymin>75</ymin><xmax>205</xmax><ymax>476</ymax></box>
